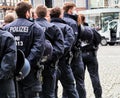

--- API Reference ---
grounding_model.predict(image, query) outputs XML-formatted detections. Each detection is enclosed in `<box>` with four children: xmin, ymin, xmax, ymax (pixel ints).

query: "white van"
<box><xmin>99</xmin><ymin>19</ymin><xmax>120</xmax><ymax>46</ymax></box>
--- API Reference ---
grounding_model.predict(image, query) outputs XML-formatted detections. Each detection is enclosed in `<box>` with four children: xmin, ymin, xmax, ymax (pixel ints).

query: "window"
<box><xmin>45</xmin><ymin>0</ymin><xmax>53</xmax><ymax>8</ymax></box>
<box><xmin>109</xmin><ymin>21</ymin><xmax>117</xmax><ymax>29</ymax></box>
<box><xmin>101</xmin><ymin>12</ymin><xmax>119</xmax><ymax>29</ymax></box>
<box><xmin>0</xmin><ymin>0</ymin><xmax>3</xmax><ymax>4</ymax></box>
<box><xmin>33</xmin><ymin>0</ymin><xmax>44</xmax><ymax>8</ymax></box>
<box><xmin>76</xmin><ymin>0</ymin><xmax>85</xmax><ymax>7</ymax></box>
<box><xmin>54</xmin><ymin>0</ymin><xmax>63</xmax><ymax>7</ymax></box>
<box><xmin>0</xmin><ymin>10</ymin><xmax>4</xmax><ymax>20</ymax></box>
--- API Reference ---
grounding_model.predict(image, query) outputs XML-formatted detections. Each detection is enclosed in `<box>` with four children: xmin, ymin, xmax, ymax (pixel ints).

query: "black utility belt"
<box><xmin>82</xmin><ymin>50</ymin><xmax>96</xmax><ymax>53</ymax></box>
<box><xmin>82</xmin><ymin>50</ymin><xmax>92</xmax><ymax>52</ymax></box>
<box><xmin>82</xmin><ymin>50</ymin><xmax>97</xmax><ymax>56</ymax></box>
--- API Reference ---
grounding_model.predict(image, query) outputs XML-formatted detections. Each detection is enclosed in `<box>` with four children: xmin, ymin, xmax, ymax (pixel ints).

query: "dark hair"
<box><xmin>50</xmin><ymin>7</ymin><xmax>61</xmax><ymax>18</ymax></box>
<box><xmin>63</xmin><ymin>2</ymin><xmax>76</xmax><ymax>13</ymax></box>
<box><xmin>78</xmin><ymin>14</ymin><xmax>86</xmax><ymax>25</ymax></box>
<box><xmin>81</xmin><ymin>14</ymin><xmax>85</xmax><ymax>22</ymax></box>
<box><xmin>35</xmin><ymin>5</ymin><xmax>47</xmax><ymax>18</ymax></box>
<box><xmin>15</xmin><ymin>1</ymin><xmax>32</xmax><ymax>18</ymax></box>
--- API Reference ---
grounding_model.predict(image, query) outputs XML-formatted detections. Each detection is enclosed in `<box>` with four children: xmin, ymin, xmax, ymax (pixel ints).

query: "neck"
<box><xmin>67</xmin><ymin>10</ymin><xmax>72</xmax><ymax>15</ymax></box>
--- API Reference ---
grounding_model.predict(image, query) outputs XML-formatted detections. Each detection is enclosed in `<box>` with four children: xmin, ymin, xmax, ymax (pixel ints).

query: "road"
<box><xmin>58</xmin><ymin>45</ymin><xmax>120</xmax><ymax>98</ymax></box>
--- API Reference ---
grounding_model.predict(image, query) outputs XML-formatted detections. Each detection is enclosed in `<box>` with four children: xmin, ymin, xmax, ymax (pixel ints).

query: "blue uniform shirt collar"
<box><xmin>36</xmin><ymin>17</ymin><xmax>47</xmax><ymax>21</ymax></box>
<box><xmin>51</xmin><ymin>18</ymin><xmax>67</xmax><ymax>24</ymax></box>
<box><xmin>64</xmin><ymin>13</ymin><xmax>78</xmax><ymax>21</ymax></box>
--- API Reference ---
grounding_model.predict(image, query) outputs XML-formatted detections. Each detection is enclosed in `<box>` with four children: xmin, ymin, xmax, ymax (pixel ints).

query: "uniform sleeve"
<box><xmin>52</xmin><ymin>26</ymin><xmax>64</xmax><ymax>62</ymax></box>
<box><xmin>71</xmin><ymin>23</ymin><xmax>78</xmax><ymax>35</ymax></box>
<box><xmin>27</xmin><ymin>24</ymin><xmax>45</xmax><ymax>67</ymax></box>
<box><xmin>0</xmin><ymin>34</ymin><xmax>17</xmax><ymax>80</ymax></box>
<box><xmin>64</xmin><ymin>25</ymin><xmax>74</xmax><ymax>54</ymax></box>
<box><xmin>70</xmin><ymin>22</ymin><xmax>78</xmax><ymax>46</ymax></box>
<box><xmin>44</xmin><ymin>40</ymin><xmax>53</xmax><ymax>57</ymax></box>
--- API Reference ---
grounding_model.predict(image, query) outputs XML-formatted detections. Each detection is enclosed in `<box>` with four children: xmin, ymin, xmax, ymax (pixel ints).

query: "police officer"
<box><xmin>62</xmin><ymin>2</ymin><xmax>86</xmax><ymax>98</ymax></box>
<box><xmin>3</xmin><ymin>1</ymin><xmax>45</xmax><ymax>98</ymax></box>
<box><xmin>35</xmin><ymin>5</ymin><xmax>64</xmax><ymax>98</ymax></box>
<box><xmin>50</xmin><ymin>7</ymin><xmax>79</xmax><ymax>98</ymax></box>
<box><xmin>78</xmin><ymin>14</ymin><xmax>94</xmax><ymax>44</ymax></box>
<box><xmin>79</xmin><ymin>14</ymin><xmax>102</xmax><ymax>98</ymax></box>
<box><xmin>0</xmin><ymin>29</ymin><xmax>17</xmax><ymax>98</ymax></box>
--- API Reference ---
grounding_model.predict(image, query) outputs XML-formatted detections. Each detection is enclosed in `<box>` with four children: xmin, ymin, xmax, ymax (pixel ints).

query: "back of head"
<box><xmin>80</xmin><ymin>14</ymin><xmax>85</xmax><ymax>22</ymax></box>
<box><xmin>50</xmin><ymin>7</ymin><xmax>61</xmax><ymax>18</ymax></box>
<box><xmin>15</xmin><ymin>1</ymin><xmax>32</xmax><ymax>18</ymax></box>
<box><xmin>78</xmin><ymin>14</ymin><xmax>86</xmax><ymax>25</ymax></box>
<box><xmin>63</xmin><ymin>2</ymin><xmax>76</xmax><ymax>13</ymax></box>
<box><xmin>4</xmin><ymin>13</ymin><xmax>15</xmax><ymax>25</ymax></box>
<box><xmin>35</xmin><ymin>5</ymin><xmax>47</xmax><ymax>18</ymax></box>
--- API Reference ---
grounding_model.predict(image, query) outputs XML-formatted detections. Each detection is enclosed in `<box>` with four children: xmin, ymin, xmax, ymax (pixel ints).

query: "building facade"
<box><xmin>31</xmin><ymin>0</ymin><xmax>86</xmax><ymax>9</ymax></box>
<box><xmin>0</xmin><ymin>0</ymin><xmax>119</xmax><ymax>21</ymax></box>
<box><xmin>31</xmin><ymin>0</ymin><xmax>120</xmax><ymax>9</ymax></box>
<box><xmin>90</xmin><ymin>0</ymin><xmax>120</xmax><ymax>8</ymax></box>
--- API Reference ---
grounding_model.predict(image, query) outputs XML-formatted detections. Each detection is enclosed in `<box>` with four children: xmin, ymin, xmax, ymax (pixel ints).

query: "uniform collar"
<box><xmin>51</xmin><ymin>18</ymin><xmax>67</xmax><ymax>24</ymax></box>
<box><xmin>36</xmin><ymin>17</ymin><xmax>47</xmax><ymax>21</ymax></box>
<box><xmin>64</xmin><ymin>13</ymin><xmax>78</xmax><ymax>21</ymax></box>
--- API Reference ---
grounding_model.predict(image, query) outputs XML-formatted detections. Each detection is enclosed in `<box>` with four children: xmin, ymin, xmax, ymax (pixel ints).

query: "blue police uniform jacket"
<box><xmin>35</xmin><ymin>18</ymin><xmax>64</xmax><ymax>63</ymax></box>
<box><xmin>79</xmin><ymin>25</ymin><xmax>95</xmax><ymax>51</ymax></box>
<box><xmin>44</xmin><ymin>39</ymin><xmax>53</xmax><ymax>57</ymax></box>
<box><xmin>0</xmin><ymin>29</ymin><xmax>17</xmax><ymax>80</ymax></box>
<box><xmin>51</xmin><ymin>18</ymin><xmax>74</xmax><ymax>55</ymax></box>
<box><xmin>63</xmin><ymin>13</ymin><xmax>78</xmax><ymax>42</ymax></box>
<box><xmin>64</xmin><ymin>13</ymin><xmax>93</xmax><ymax>51</ymax></box>
<box><xmin>79</xmin><ymin>25</ymin><xmax>94</xmax><ymax>42</ymax></box>
<box><xmin>3</xmin><ymin>18</ymin><xmax>45</xmax><ymax>68</ymax></box>
<box><xmin>0</xmin><ymin>29</ymin><xmax>17</xmax><ymax>98</ymax></box>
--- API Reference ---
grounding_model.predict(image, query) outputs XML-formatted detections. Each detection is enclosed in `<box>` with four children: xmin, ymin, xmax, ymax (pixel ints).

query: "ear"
<box><xmin>26</xmin><ymin>11</ymin><xmax>30</xmax><ymax>18</ymax></box>
<box><xmin>68</xmin><ymin>8</ymin><xmax>72</xmax><ymax>14</ymax></box>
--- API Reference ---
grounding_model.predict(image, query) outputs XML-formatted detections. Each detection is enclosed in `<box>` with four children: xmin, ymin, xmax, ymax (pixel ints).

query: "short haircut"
<box><xmin>63</xmin><ymin>2</ymin><xmax>76</xmax><ymax>13</ymax></box>
<box><xmin>50</xmin><ymin>7</ymin><xmax>61</xmax><ymax>18</ymax></box>
<box><xmin>4</xmin><ymin>13</ymin><xmax>15</xmax><ymax>23</ymax></box>
<box><xmin>35</xmin><ymin>5</ymin><xmax>47</xmax><ymax>18</ymax></box>
<box><xmin>15</xmin><ymin>1</ymin><xmax>32</xmax><ymax>18</ymax></box>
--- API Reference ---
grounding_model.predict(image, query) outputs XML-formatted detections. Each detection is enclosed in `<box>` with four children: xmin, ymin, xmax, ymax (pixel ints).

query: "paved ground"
<box><xmin>58</xmin><ymin>45</ymin><xmax>120</xmax><ymax>98</ymax></box>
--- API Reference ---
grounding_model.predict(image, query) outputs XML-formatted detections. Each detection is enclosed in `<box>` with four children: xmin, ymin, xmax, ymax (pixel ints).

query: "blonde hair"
<box><xmin>4</xmin><ymin>13</ymin><xmax>15</xmax><ymax>24</ymax></box>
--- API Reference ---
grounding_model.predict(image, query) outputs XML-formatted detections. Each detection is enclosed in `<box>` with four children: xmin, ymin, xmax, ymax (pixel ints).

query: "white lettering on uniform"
<box><xmin>75</xmin><ymin>32</ymin><xmax>78</xmax><ymax>35</ymax></box>
<box><xmin>15</xmin><ymin>36</ymin><xmax>23</xmax><ymax>46</ymax></box>
<box><xmin>15</xmin><ymin>36</ymin><xmax>20</xmax><ymax>41</ymax></box>
<box><xmin>42</xmin><ymin>27</ymin><xmax>46</xmax><ymax>33</ymax></box>
<box><xmin>10</xmin><ymin>26</ymin><xmax>29</xmax><ymax>33</ymax></box>
<box><xmin>9</xmin><ymin>26</ymin><xmax>29</xmax><ymax>46</ymax></box>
